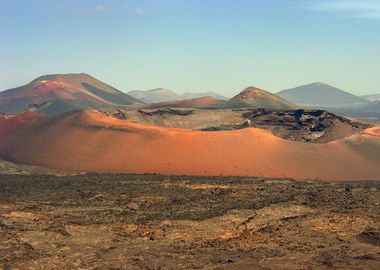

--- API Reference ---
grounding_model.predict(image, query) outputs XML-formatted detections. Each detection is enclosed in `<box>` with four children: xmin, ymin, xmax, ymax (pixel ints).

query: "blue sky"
<box><xmin>1</xmin><ymin>0</ymin><xmax>379</xmax><ymax>96</ymax></box>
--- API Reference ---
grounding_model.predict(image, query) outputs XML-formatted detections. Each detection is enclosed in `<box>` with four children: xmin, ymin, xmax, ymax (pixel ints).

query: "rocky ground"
<box><xmin>104</xmin><ymin>108</ymin><xmax>370</xmax><ymax>143</ymax></box>
<box><xmin>0</xmin><ymin>160</ymin><xmax>67</xmax><ymax>176</ymax></box>
<box><xmin>0</xmin><ymin>173</ymin><xmax>379</xmax><ymax>269</ymax></box>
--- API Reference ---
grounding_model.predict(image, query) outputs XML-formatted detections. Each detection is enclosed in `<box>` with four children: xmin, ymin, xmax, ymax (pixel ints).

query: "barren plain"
<box><xmin>0</xmin><ymin>173</ymin><xmax>379</xmax><ymax>269</ymax></box>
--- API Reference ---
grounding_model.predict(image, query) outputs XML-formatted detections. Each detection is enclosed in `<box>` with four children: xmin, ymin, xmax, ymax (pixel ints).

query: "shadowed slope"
<box><xmin>1</xmin><ymin>110</ymin><xmax>380</xmax><ymax>180</ymax></box>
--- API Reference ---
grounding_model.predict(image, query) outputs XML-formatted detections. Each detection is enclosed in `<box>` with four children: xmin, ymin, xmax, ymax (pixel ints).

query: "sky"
<box><xmin>1</xmin><ymin>0</ymin><xmax>380</xmax><ymax>96</ymax></box>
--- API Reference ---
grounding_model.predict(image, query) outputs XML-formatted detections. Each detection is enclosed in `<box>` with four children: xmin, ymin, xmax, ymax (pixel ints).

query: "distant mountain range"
<box><xmin>277</xmin><ymin>82</ymin><xmax>366</xmax><ymax>107</ymax></box>
<box><xmin>143</xmin><ymin>96</ymin><xmax>224</xmax><ymax>109</ymax></box>
<box><xmin>277</xmin><ymin>83</ymin><xmax>366</xmax><ymax>107</ymax></box>
<box><xmin>128</xmin><ymin>88</ymin><xmax>181</xmax><ymax>103</ymax></box>
<box><xmin>274</xmin><ymin>82</ymin><xmax>380</xmax><ymax>122</ymax></box>
<box><xmin>1</xmin><ymin>74</ymin><xmax>379</xmax><ymax>123</ymax></box>
<box><xmin>141</xmin><ymin>86</ymin><xmax>298</xmax><ymax>110</ymax></box>
<box><xmin>128</xmin><ymin>88</ymin><xmax>227</xmax><ymax>103</ymax></box>
<box><xmin>361</xmin><ymin>93</ymin><xmax>380</xmax><ymax>102</ymax></box>
<box><xmin>0</xmin><ymin>73</ymin><xmax>141</xmax><ymax>114</ymax></box>
<box><xmin>180</xmin><ymin>91</ymin><xmax>227</xmax><ymax>100</ymax></box>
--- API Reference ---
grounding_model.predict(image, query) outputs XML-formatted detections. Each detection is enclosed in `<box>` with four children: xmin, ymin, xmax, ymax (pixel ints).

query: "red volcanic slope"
<box><xmin>0</xmin><ymin>112</ymin><xmax>43</xmax><ymax>152</ymax></box>
<box><xmin>0</xmin><ymin>73</ymin><xmax>140</xmax><ymax>114</ymax></box>
<box><xmin>1</xmin><ymin>110</ymin><xmax>380</xmax><ymax>181</ymax></box>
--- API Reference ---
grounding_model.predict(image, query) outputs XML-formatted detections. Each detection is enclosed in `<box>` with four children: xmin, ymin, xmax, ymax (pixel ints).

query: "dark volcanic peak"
<box><xmin>220</xmin><ymin>86</ymin><xmax>297</xmax><ymax>110</ymax></box>
<box><xmin>232</xmin><ymin>86</ymin><xmax>269</xmax><ymax>99</ymax></box>
<box><xmin>0</xmin><ymin>73</ymin><xmax>141</xmax><ymax>114</ymax></box>
<box><xmin>31</xmin><ymin>72</ymin><xmax>92</xmax><ymax>83</ymax></box>
<box><xmin>277</xmin><ymin>82</ymin><xmax>366</xmax><ymax>107</ymax></box>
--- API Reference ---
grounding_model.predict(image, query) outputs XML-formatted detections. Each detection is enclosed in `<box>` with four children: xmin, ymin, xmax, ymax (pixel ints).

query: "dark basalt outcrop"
<box><xmin>243</xmin><ymin>109</ymin><xmax>370</xmax><ymax>143</ymax></box>
<box><xmin>28</xmin><ymin>101</ymin><xmax>49</xmax><ymax>111</ymax></box>
<box><xmin>357</xmin><ymin>229</ymin><xmax>380</xmax><ymax>246</ymax></box>
<box><xmin>138</xmin><ymin>108</ymin><xmax>195</xmax><ymax>116</ymax></box>
<box><xmin>113</xmin><ymin>109</ymin><xmax>129</xmax><ymax>120</ymax></box>
<box><xmin>0</xmin><ymin>112</ymin><xmax>7</xmax><ymax>118</ymax></box>
<box><xmin>206</xmin><ymin>109</ymin><xmax>370</xmax><ymax>143</ymax></box>
<box><xmin>98</xmin><ymin>108</ymin><xmax>371</xmax><ymax>143</ymax></box>
<box><xmin>242</xmin><ymin>109</ymin><xmax>365</xmax><ymax>129</ymax></box>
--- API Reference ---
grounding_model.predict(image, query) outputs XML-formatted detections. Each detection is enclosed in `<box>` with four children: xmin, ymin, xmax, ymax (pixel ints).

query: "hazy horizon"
<box><xmin>1</xmin><ymin>0</ymin><xmax>379</xmax><ymax>96</ymax></box>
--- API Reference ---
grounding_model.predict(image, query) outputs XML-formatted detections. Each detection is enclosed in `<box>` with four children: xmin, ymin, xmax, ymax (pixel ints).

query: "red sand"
<box><xmin>1</xmin><ymin>110</ymin><xmax>380</xmax><ymax>181</ymax></box>
<box><xmin>0</xmin><ymin>112</ymin><xmax>43</xmax><ymax>152</ymax></box>
<box><xmin>364</xmin><ymin>126</ymin><xmax>380</xmax><ymax>136</ymax></box>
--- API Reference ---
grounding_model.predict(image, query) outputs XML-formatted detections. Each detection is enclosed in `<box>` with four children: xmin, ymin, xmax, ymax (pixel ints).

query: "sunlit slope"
<box><xmin>1</xmin><ymin>110</ymin><xmax>379</xmax><ymax>180</ymax></box>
